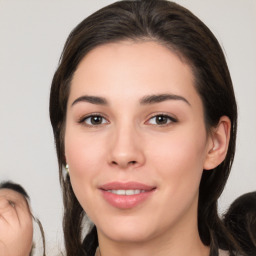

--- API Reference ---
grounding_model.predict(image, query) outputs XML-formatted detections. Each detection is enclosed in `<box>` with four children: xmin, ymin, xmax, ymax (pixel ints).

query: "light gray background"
<box><xmin>0</xmin><ymin>0</ymin><xmax>255</xmax><ymax>255</ymax></box>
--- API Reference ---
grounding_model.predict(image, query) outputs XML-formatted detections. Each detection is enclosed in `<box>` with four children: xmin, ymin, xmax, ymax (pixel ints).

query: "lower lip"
<box><xmin>101</xmin><ymin>190</ymin><xmax>155</xmax><ymax>209</ymax></box>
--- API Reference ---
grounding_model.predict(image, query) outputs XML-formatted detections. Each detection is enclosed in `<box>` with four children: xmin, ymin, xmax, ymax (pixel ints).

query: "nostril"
<box><xmin>111</xmin><ymin>160</ymin><xmax>137</xmax><ymax>167</ymax></box>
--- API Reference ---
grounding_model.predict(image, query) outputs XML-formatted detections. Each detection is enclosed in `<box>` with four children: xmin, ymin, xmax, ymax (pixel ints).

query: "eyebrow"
<box><xmin>140</xmin><ymin>94</ymin><xmax>190</xmax><ymax>106</ymax></box>
<box><xmin>72</xmin><ymin>95</ymin><xmax>108</xmax><ymax>106</ymax></box>
<box><xmin>71</xmin><ymin>93</ymin><xmax>190</xmax><ymax>107</ymax></box>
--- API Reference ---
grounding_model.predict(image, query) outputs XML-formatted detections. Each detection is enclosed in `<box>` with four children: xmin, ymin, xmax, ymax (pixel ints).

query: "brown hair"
<box><xmin>223</xmin><ymin>192</ymin><xmax>256</xmax><ymax>256</ymax></box>
<box><xmin>49</xmin><ymin>1</ymin><xmax>238</xmax><ymax>255</ymax></box>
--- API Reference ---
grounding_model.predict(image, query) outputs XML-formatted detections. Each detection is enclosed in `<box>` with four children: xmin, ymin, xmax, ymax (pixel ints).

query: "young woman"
<box><xmin>49</xmin><ymin>1</ymin><xmax>241</xmax><ymax>255</ymax></box>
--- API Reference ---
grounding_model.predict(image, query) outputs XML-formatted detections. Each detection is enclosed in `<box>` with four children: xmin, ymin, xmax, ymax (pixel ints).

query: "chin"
<box><xmin>97</xmin><ymin>216</ymin><xmax>157</xmax><ymax>243</ymax></box>
<box><xmin>106</xmin><ymin>229</ymin><xmax>152</xmax><ymax>243</ymax></box>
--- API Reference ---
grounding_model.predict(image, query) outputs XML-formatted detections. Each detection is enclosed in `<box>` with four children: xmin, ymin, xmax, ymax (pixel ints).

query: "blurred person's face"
<box><xmin>0</xmin><ymin>189</ymin><xmax>33</xmax><ymax>256</ymax></box>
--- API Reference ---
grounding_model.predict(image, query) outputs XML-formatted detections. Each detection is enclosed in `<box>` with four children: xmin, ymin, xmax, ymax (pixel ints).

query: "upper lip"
<box><xmin>99</xmin><ymin>182</ymin><xmax>156</xmax><ymax>191</ymax></box>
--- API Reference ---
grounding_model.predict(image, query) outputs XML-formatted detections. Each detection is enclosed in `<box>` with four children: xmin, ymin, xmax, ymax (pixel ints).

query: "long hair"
<box><xmin>49</xmin><ymin>1</ymin><xmax>238</xmax><ymax>255</ymax></box>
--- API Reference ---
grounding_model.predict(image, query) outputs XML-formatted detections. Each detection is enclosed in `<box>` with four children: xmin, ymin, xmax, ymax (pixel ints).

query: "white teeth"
<box><xmin>108</xmin><ymin>189</ymin><xmax>146</xmax><ymax>195</ymax></box>
<box><xmin>113</xmin><ymin>190</ymin><xmax>125</xmax><ymax>195</ymax></box>
<box><xmin>126</xmin><ymin>190</ymin><xmax>136</xmax><ymax>195</ymax></box>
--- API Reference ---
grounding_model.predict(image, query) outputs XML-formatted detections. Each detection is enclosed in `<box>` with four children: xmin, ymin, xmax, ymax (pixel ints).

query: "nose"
<box><xmin>107</xmin><ymin>124</ymin><xmax>145</xmax><ymax>169</ymax></box>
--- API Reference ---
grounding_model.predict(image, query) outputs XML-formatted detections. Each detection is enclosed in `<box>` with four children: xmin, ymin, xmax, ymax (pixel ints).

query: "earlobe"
<box><xmin>204</xmin><ymin>116</ymin><xmax>231</xmax><ymax>170</ymax></box>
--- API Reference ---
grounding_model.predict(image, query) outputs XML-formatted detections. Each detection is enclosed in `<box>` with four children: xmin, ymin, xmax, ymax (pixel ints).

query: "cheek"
<box><xmin>149</xmin><ymin>128</ymin><xmax>206</xmax><ymax>166</ymax></box>
<box><xmin>65</xmin><ymin>130</ymin><xmax>105</xmax><ymax>176</ymax></box>
<box><xmin>145</xmin><ymin>132</ymin><xmax>207</xmax><ymax>227</ymax></box>
<box><xmin>64</xmin><ymin>128</ymin><xmax>109</xmax><ymax>210</ymax></box>
<box><xmin>147</xmin><ymin>127</ymin><xmax>207</xmax><ymax>192</ymax></box>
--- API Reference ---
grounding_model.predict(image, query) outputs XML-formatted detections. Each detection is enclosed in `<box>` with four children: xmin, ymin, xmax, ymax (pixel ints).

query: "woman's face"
<box><xmin>65</xmin><ymin>41</ymin><xmax>213</xmax><ymax>244</ymax></box>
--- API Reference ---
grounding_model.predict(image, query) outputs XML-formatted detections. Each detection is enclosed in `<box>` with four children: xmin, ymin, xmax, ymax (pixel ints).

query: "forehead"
<box><xmin>70</xmin><ymin>40</ymin><xmax>200</xmax><ymax>106</ymax></box>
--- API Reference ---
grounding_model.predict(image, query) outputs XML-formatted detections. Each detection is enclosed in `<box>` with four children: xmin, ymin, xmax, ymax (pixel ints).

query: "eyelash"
<box><xmin>78</xmin><ymin>113</ymin><xmax>177</xmax><ymax>127</ymax></box>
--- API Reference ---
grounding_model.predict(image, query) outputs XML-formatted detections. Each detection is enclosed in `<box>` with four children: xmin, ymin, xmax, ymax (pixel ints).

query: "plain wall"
<box><xmin>0</xmin><ymin>0</ymin><xmax>255</xmax><ymax>255</ymax></box>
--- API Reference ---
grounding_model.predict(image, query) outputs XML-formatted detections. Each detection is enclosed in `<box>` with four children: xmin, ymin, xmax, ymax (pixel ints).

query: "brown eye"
<box><xmin>83</xmin><ymin>115</ymin><xmax>108</xmax><ymax>126</ymax></box>
<box><xmin>147</xmin><ymin>114</ymin><xmax>177</xmax><ymax>126</ymax></box>
<box><xmin>155</xmin><ymin>115</ymin><xmax>168</xmax><ymax>125</ymax></box>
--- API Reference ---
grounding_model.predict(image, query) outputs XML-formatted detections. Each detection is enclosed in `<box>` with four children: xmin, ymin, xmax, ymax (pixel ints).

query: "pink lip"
<box><xmin>99</xmin><ymin>182</ymin><xmax>156</xmax><ymax>209</ymax></box>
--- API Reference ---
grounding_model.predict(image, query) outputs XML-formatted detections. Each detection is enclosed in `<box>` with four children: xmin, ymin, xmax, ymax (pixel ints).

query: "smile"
<box><xmin>99</xmin><ymin>182</ymin><xmax>156</xmax><ymax>209</ymax></box>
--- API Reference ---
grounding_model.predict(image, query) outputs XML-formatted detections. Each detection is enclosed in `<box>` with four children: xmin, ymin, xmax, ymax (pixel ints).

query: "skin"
<box><xmin>0</xmin><ymin>189</ymin><xmax>33</xmax><ymax>256</ymax></box>
<box><xmin>65</xmin><ymin>41</ymin><xmax>230</xmax><ymax>256</ymax></box>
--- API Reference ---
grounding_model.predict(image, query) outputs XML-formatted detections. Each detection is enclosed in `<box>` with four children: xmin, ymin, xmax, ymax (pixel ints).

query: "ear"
<box><xmin>204</xmin><ymin>116</ymin><xmax>231</xmax><ymax>170</ymax></box>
